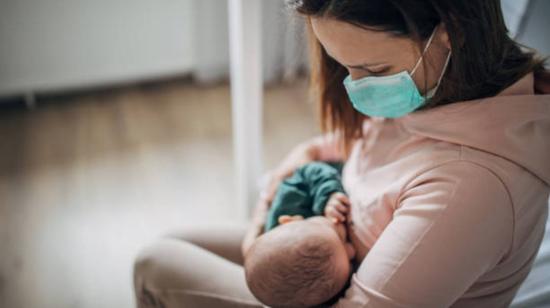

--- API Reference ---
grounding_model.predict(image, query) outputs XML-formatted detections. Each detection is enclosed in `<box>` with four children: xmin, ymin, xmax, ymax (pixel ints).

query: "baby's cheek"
<box><xmin>345</xmin><ymin>242</ymin><xmax>356</xmax><ymax>260</ymax></box>
<box><xmin>348</xmin><ymin>226</ymin><xmax>369</xmax><ymax>262</ymax></box>
<box><xmin>335</xmin><ymin>223</ymin><xmax>347</xmax><ymax>240</ymax></box>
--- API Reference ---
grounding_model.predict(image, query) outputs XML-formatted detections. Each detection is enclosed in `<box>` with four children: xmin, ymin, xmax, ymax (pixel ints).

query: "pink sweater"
<box><xmin>313</xmin><ymin>73</ymin><xmax>550</xmax><ymax>307</ymax></box>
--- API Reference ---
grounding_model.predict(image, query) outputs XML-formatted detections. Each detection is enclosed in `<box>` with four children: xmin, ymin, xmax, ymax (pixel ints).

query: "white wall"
<box><xmin>514</xmin><ymin>0</ymin><xmax>550</xmax><ymax>56</ymax></box>
<box><xmin>501</xmin><ymin>0</ymin><xmax>530</xmax><ymax>37</ymax></box>
<box><xmin>192</xmin><ymin>0</ymin><xmax>230</xmax><ymax>84</ymax></box>
<box><xmin>192</xmin><ymin>0</ymin><xmax>307</xmax><ymax>85</ymax></box>
<box><xmin>0</xmin><ymin>0</ymin><xmax>195</xmax><ymax>96</ymax></box>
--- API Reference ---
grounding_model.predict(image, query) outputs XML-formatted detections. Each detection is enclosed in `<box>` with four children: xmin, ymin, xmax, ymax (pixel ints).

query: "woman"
<box><xmin>133</xmin><ymin>1</ymin><xmax>550</xmax><ymax>307</ymax></box>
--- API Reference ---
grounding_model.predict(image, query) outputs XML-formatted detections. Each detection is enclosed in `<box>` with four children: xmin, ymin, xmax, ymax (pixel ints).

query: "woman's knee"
<box><xmin>163</xmin><ymin>225</ymin><xmax>247</xmax><ymax>265</ymax></box>
<box><xmin>134</xmin><ymin>239</ymin><xmax>194</xmax><ymax>290</ymax></box>
<box><xmin>134</xmin><ymin>241</ymin><xmax>163</xmax><ymax>290</ymax></box>
<box><xmin>133</xmin><ymin>238</ymin><xmax>261</xmax><ymax>308</ymax></box>
<box><xmin>134</xmin><ymin>239</ymin><xmax>207</xmax><ymax>307</ymax></box>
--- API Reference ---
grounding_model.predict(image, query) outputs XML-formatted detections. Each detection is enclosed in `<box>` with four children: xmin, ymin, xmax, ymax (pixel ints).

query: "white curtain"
<box><xmin>191</xmin><ymin>0</ymin><xmax>307</xmax><ymax>85</ymax></box>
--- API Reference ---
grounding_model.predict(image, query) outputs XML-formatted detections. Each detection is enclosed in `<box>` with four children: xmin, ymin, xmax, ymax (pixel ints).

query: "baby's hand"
<box><xmin>324</xmin><ymin>192</ymin><xmax>350</xmax><ymax>224</ymax></box>
<box><xmin>278</xmin><ymin>215</ymin><xmax>304</xmax><ymax>225</ymax></box>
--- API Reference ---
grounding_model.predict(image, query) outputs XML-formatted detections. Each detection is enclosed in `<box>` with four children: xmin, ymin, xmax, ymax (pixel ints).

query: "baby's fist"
<box><xmin>324</xmin><ymin>192</ymin><xmax>350</xmax><ymax>223</ymax></box>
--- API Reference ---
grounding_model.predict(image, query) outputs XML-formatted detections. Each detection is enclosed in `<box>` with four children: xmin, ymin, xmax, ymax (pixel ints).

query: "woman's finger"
<box><xmin>258</xmin><ymin>171</ymin><xmax>283</xmax><ymax>205</ymax></box>
<box><xmin>251</xmin><ymin>198</ymin><xmax>271</xmax><ymax>225</ymax></box>
<box><xmin>263</xmin><ymin>181</ymin><xmax>280</xmax><ymax>204</ymax></box>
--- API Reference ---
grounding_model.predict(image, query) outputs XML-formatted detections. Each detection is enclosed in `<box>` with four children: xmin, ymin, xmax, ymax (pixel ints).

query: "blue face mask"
<box><xmin>343</xmin><ymin>27</ymin><xmax>451</xmax><ymax>119</ymax></box>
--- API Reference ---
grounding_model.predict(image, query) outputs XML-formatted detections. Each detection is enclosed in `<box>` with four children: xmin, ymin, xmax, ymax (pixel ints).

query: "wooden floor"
<box><xmin>0</xmin><ymin>78</ymin><xmax>319</xmax><ymax>308</ymax></box>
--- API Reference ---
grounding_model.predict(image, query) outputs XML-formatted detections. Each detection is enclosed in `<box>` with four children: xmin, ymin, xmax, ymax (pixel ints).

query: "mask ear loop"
<box><xmin>424</xmin><ymin>50</ymin><xmax>452</xmax><ymax>99</ymax></box>
<box><xmin>433</xmin><ymin>50</ymin><xmax>452</xmax><ymax>91</ymax></box>
<box><xmin>410</xmin><ymin>25</ymin><xmax>439</xmax><ymax>76</ymax></box>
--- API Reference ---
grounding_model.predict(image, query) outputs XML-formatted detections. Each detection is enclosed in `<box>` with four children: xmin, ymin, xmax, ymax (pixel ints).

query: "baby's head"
<box><xmin>244</xmin><ymin>216</ymin><xmax>354</xmax><ymax>308</ymax></box>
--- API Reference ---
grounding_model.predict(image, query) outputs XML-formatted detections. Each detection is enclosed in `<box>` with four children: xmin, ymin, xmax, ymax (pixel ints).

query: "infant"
<box><xmin>244</xmin><ymin>162</ymin><xmax>356</xmax><ymax>307</ymax></box>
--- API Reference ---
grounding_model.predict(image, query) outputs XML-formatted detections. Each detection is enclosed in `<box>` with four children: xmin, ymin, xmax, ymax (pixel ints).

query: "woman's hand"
<box><xmin>261</xmin><ymin>141</ymin><xmax>320</xmax><ymax>204</ymax></box>
<box><xmin>241</xmin><ymin>140</ymin><xmax>320</xmax><ymax>257</ymax></box>
<box><xmin>241</xmin><ymin>197</ymin><xmax>271</xmax><ymax>257</ymax></box>
<box><xmin>261</xmin><ymin>133</ymin><xmax>344</xmax><ymax>204</ymax></box>
<box><xmin>324</xmin><ymin>192</ymin><xmax>351</xmax><ymax>224</ymax></box>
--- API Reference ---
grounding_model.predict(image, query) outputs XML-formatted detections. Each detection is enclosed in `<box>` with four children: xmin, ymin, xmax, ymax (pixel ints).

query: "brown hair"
<box><xmin>288</xmin><ymin>0</ymin><xmax>548</xmax><ymax>157</ymax></box>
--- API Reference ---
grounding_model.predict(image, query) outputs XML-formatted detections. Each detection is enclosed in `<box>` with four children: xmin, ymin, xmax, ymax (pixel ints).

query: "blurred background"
<box><xmin>0</xmin><ymin>0</ymin><xmax>548</xmax><ymax>307</ymax></box>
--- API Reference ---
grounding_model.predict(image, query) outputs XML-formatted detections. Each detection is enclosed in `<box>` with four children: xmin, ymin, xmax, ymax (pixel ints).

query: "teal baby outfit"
<box><xmin>265</xmin><ymin>161</ymin><xmax>346</xmax><ymax>231</ymax></box>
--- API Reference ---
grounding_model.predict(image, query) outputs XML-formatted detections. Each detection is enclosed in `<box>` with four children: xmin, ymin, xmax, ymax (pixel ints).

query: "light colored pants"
<box><xmin>133</xmin><ymin>224</ymin><xmax>264</xmax><ymax>308</ymax></box>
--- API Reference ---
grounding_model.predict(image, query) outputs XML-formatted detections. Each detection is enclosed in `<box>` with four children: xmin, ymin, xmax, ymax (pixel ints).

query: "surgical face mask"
<box><xmin>343</xmin><ymin>27</ymin><xmax>451</xmax><ymax>119</ymax></box>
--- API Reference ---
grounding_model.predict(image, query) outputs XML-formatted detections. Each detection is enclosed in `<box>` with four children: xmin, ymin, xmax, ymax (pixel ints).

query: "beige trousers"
<box><xmin>133</xmin><ymin>224</ymin><xmax>264</xmax><ymax>308</ymax></box>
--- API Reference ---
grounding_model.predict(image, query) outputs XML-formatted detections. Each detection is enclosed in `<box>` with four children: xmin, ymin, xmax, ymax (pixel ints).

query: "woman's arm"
<box><xmin>333</xmin><ymin>161</ymin><xmax>514</xmax><ymax>307</ymax></box>
<box><xmin>308</xmin><ymin>132</ymin><xmax>345</xmax><ymax>162</ymax></box>
<box><xmin>265</xmin><ymin>133</ymin><xmax>345</xmax><ymax>203</ymax></box>
<box><xmin>241</xmin><ymin>133</ymin><xmax>344</xmax><ymax>257</ymax></box>
<box><xmin>241</xmin><ymin>197</ymin><xmax>270</xmax><ymax>257</ymax></box>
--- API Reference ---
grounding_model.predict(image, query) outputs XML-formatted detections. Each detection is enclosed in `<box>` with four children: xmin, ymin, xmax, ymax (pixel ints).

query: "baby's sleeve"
<box><xmin>332</xmin><ymin>161</ymin><xmax>514</xmax><ymax>308</ymax></box>
<box><xmin>298</xmin><ymin>162</ymin><xmax>345</xmax><ymax>215</ymax></box>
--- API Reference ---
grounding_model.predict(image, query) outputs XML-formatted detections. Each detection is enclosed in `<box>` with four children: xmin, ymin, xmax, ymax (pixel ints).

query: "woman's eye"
<box><xmin>348</xmin><ymin>66</ymin><xmax>391</xmax><ymax>79</ymax></box>
<box><xmin>367</xmin><ymin>67</ymin><xmax>391</xmax><ymax>75</ymax></box>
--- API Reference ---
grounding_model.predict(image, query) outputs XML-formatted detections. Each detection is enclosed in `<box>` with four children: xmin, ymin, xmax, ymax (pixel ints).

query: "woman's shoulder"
<box><xmin>399</xmin><ymin>151</ymin><xmax>548</xmax><ymax>251</ymax></box>
<box><xmin>400</xmin><ymin>145</ymin><xmax>545</xmax><ymax>214</ymax></box>
<box><xmin>399</xmin><ymin>158</ymin><xmax>513</xmax><ymax>210</ymax></box>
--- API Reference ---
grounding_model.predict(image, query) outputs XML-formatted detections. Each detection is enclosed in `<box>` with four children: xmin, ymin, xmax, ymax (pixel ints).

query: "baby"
<box><xmin>244</xmin><ymin>162</ymin><xmax>356</xmax><ymax>308</ymax></box>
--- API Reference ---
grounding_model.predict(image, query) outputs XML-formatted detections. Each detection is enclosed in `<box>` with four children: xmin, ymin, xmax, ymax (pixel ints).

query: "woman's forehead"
<box><xmin>310</xmin><ymin>17</ymin><xmax>416</xmax><ymax>67</ymax></box>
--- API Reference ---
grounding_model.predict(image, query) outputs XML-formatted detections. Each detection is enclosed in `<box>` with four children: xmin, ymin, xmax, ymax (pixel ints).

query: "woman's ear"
<box><xmin>439</xmin><ymin>23</ymin><xmax>452</xmax><ymax>50</ymax></box>
<box><xmin>443</xmin><ymin>16</ymin><xmax>465</xmax><ymax>48</ymax></box>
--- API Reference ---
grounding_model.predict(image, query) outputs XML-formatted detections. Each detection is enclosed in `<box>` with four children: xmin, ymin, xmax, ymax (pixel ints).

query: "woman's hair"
<box><xmin>287</xmin><ymin>0</ymin><xmax>548</xmax><ymax>156</ymax></box>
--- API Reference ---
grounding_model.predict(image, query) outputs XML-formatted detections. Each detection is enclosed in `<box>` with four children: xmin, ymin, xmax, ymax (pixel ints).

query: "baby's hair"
<box><xmin>245</xmin><ymin>232</ymin><xmax>340</xmax><ymax>308</ymax></box>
